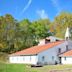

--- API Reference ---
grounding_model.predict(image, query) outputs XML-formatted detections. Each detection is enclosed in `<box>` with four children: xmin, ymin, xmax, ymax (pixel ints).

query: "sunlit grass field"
<box><xmin>0</xmin><ymin>62</ymin><xmax>72</xmax><ymax>72</ymax></box>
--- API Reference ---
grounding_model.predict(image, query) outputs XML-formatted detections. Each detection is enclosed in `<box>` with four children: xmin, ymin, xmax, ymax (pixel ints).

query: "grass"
<box><xmin>0</xmin><ymin>63</ymin><xmax>37</xmax><ymax>72</ymax></box>
<box><xmin>0</xmin><ymin>62</ymin><xmax>72</xmax><ymax>72</ymax></box>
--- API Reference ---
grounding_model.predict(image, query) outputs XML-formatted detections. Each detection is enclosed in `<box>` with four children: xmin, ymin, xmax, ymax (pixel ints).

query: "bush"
<box><xmin>0</xmin><ymin>52</ymin><xmax>8</xmax><ymax>62</ymax></box>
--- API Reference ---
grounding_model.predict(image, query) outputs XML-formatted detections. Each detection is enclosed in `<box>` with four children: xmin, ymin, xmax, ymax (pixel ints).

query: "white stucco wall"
<box><xmin>48</xmin><ymin>36</ymin><xmax>57</xmax><ymax>42</ymax></box>
<box><xmin>37</xmin><ymin>42</ymin><xmax>67</xmax><ymax>65</ymax></box>
<box><xmin>9</xmin><ymin>55</ymin><xmax>38</xmax><ymax>64</ymax></box>
<box><xmin>38</xmin><ymin>39</ymin><xmax>45</xmax><ymax>46</ymax></box>
<box><xmin>38</xmin><ymin>36</ymin><xmax>63</xmax><ymax>46</ymax></box>
<box><xmin>61</xmin><ymin>56</ymin><xmax>72</xmax><ymax>64</ymax></box>
<box><xmin>67</xmin><ymin>40</ymin><xmax>72</xmax><ymax>50</ymax></box>
<box><xmin>9</xmin><ymin>41</ymin><xmax>67</xmax><ymax>65</ymax></box>
<box><xmin>48</xmin><ymin>36</ymin><xmax>62</xmax><ymax>42</ymax></box>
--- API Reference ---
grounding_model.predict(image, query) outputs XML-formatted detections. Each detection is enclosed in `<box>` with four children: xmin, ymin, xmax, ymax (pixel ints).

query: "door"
<box><xmin>59</xmin><ymin>57</ymin><xmax>61</xmax><ymax>64</ymax></box>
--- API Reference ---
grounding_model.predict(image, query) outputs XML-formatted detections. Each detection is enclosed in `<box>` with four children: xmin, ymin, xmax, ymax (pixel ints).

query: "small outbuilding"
<box><xmin>59</xmin><ymin>50</ymin><xmax>72</xmax><ymax>64</ymax></box>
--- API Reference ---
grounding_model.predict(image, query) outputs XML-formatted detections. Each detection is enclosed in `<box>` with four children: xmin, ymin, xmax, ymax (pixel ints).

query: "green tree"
<box><xmin>18</xmin><ymin>19</ymin><xmax>36</xmax><ymax>50</ymax></box>
<box><xmin>30</xmin><ymin>19</ymin><xmax>51</xmax><ymax>40</ymax></box>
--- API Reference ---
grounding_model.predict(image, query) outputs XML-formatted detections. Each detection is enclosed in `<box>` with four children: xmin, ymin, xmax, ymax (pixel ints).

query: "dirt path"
<box><xmin>49</xmin><ymin>68</ymin><xmax>72</xmax><ymax>72</ymax></box>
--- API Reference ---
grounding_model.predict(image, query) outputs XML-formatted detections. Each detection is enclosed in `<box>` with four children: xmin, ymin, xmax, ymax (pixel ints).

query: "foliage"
<box><xmin>0</xmin><ymin>52</ymin><xmax>8</xmax><ymax>62</ymax></box>
<box><xmin>50</xmin><ymin>12</ymin><xmax>72</xmax><ymax>38</ymax></box>
<box><xmin>0</xmin><ymin>12</ymin><xmax>72</xmax><ymax>54</ymax></box>
<box><xmin>0</xmin><ymin>15</ymin><xmax>51</xmax><ymax>54</ymax></box>
<box><xmin>30</xmin><ymin>19</ymin><xmax>51</xmax><ymax>40</ymax></box>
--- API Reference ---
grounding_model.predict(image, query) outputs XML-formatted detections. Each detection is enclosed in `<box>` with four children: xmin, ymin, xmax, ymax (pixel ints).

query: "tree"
<box><xmin>52</xmin><ymin>12</ymin><xmax>72</xmax><ymax>38</ymax></box>
<box><xmin>1</xmin><ymin>12</ymin><xmax>72</xmax><ymax>54</ymax></box>
<box><xmin>30</xmin><ymin>19</ymin><xmax>51</xmax><ymax>40</ymax></box>
<box><xmin>0</xmin><ymin>14</ymin><xmax>19</xmax><ymax>53</ymax></box>
<box><xmin>18</xmin><ymin>19</ymin><xmax>36</xmax><ymax>50</ymax></box>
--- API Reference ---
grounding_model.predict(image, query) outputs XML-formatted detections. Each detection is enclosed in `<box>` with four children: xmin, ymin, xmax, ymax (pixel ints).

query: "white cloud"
<box><xmin>51</xmin><ymin>0</ymin><xmax>61</xmax><ymax>14</ymax></box>
<box><xmin>21</xmin><ymin>0</ymin><xmax>32</xmax><ymax>15</ymax></box>
<box><xmin>37</xmin><ymin>9</ymin><xmax>48</xmax><ymax>19</ymax></box>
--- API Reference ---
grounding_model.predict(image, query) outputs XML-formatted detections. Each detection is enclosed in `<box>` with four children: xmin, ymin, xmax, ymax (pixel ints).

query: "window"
<box><xmin>42</xmin><ymin>56</ymin><xmax>45</xmax><ymax>61</ymax></box>
<box><xmin>45</xmin><ymin>39</ymin><xmax>50</xmax><ymax>44</ymax></box>
<box><xmin>58</xmin><ymin>48</ymin><xmax>61</xmax><ymax>53</ymax></box>
<box><xmin>56</xmin><ymin>39</ymin><xmax>59</xmax><ymax>41</ymax></box>
<box><xmin>64</xmin><ymin>57</ymin><xmax>66</xmax><ymax>60</ymax></box>
<box><xmin>66</xmin><ymin>45</ymin><xmax>68</xmax><ymax>51</ymax></box>
<box><xmin>66</xmin><ymin>37</ymin><xmax>68</xmax><ymax>40</ymax></box>
<box><xmin>52</xmin><ymin>56</ymin><xmax>54</xmax><ymax>60</ymax></box>
<box><xmin>12</xmin><ymin>57</ymin><xmax>14</xmax><ymax>60</ymax></box>
<box><xmin>30</xmin><ymin>56</ymin><xmax>31</xmax><ymax>61</ymax></box>
<box><xmin>16</xmin><ymin>57</ymin><xmax>18</xmax><ymax>61</ymax></box>
<box><xmin>23</xmin><ymin>57</ymin><xmax>25</xmax><ymax>61</ymax></box>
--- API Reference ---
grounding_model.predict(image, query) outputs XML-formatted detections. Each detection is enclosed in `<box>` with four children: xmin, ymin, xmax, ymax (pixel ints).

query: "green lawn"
<box><xmin>0</xmin><ymin>62</ymin><xmax>72</xmax><ymax>72</ymax></box>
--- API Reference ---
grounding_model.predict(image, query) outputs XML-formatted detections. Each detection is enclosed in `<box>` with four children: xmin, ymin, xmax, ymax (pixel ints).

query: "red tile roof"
<box><xmin>60</xmin><ymin>50</ymin><xmax>72</xmax><ymax>57</ymax></box>
<box><xmin>10</xmin><ymin>40</ymin><xmax>64</xmax><ymax>56</ymax></box>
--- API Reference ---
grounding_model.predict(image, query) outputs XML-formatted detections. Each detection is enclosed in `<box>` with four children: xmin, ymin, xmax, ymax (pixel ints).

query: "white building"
<box><xmin>9</xmin><ymin>27</ymin><xmax>72</xmax><ymax>65</ymax></box>
<box><xmin>58</xmin><ymin>27</ymin><xmax>72</xmax><ymax>64</ymax></box>
<box><xmin>59</xmin><ymin>50</ymin><xmax>72</xmax><ymax>64</ymax></box>
<box><xmin>38</xmin><ymin>36</ymin><xmax>62</xmax><ymax>46</ymax></box>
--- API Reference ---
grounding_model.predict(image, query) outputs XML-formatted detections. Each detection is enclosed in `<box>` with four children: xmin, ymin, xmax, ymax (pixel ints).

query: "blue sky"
<box><xmin>0</xmin><ymin>0</ymin><xmax>72</xmax><ymax>21</ymax></box>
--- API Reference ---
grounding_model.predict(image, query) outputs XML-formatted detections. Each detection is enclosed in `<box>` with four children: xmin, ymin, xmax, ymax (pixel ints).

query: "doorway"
<box><xmin>59</xmin><ymin>57</ymin><xmax>61</xmax><ymax>64</ymax></box>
